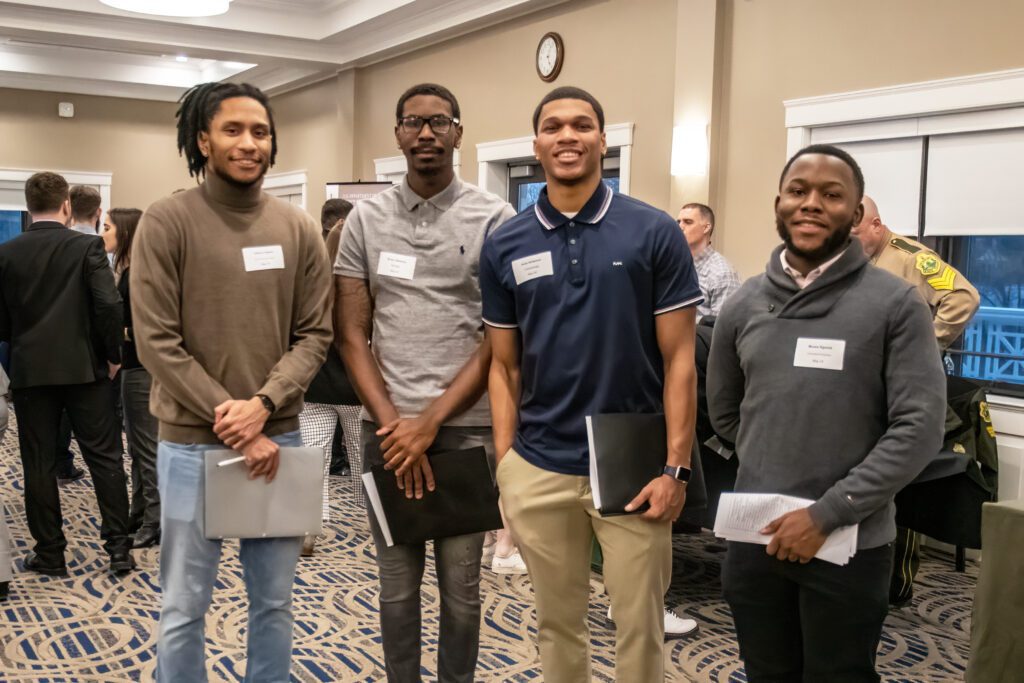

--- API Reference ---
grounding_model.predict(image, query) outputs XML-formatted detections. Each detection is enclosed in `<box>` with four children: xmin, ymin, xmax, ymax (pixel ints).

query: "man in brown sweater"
<box><xmin>131</xmin><ymin>82</ymin><xmax>332</xmax><ymax>682</ymax></box>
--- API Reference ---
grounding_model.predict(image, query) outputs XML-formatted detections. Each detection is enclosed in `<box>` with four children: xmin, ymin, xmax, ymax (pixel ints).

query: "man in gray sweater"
<box><xmin>708</xmin><ymin>144</ymin><xmax>945</xmax><ymax>682</ymax></box>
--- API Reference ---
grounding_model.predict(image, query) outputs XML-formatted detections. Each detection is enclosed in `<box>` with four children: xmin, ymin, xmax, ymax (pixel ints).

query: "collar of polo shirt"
<box><xmin>534</xmin><ymin>181</ymin><xmax>613</xmax><ymax>231</ymax></box>
<box><xmin>399</xmin><ymin>174</ymin><xmax>462</xmax><ymax>212</ymax></box>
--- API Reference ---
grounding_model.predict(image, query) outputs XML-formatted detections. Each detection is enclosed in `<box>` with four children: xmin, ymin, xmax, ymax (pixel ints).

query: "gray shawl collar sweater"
<box><xmin>708</xmin><ymin>241</ymin><xmax>946</xmax><ymax>549</ymax></box>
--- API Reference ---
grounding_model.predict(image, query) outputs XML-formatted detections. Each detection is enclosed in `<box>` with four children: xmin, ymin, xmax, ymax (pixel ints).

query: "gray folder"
<box><xmin>203</xmin><ymin>447</ymin><xmax>324</xmax><ymax>540</ymax></box>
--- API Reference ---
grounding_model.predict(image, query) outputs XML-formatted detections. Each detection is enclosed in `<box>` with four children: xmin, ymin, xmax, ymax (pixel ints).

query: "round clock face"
<box><xmin>536</xmin><ymin>33</ymin><xmax>562</xmax><ymax>81</ymax></box>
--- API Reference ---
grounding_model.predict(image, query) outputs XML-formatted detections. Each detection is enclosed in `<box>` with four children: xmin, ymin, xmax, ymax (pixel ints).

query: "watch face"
<box><xmin>538</xmin><ymin>36</ymin><xmax>558</xmax><ymax>76</ymax></box>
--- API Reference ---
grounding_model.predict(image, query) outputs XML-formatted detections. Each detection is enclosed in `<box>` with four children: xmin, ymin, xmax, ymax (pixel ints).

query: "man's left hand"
<box><xmin>377</xmin><ymin>415</ymin><xmax>440</xmax><ymax>477</ymax></box>
<box><xmin>213</xmin><ymin>397</ymin><xmax>270</xmax><ymax>449</ymax></box>
<box><xmin>762</xmin><ymin>508</ymin><xmax>827</xmax><ymax>563</ymax></box>
<box><xmin>626</xmin><ymin>475</ymin><xmax>687</xmax><ymax>522</ymax></box>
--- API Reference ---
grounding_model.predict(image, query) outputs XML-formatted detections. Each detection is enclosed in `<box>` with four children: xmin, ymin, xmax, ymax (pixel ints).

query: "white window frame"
<box><xmin>475</xmin><ymin>122</ymin><xmax>634</xmax><ymax>201</ymax></box>
<box><xmin>262</xmin><ymin>170</ymin><xmax>308</xmax><ymax>209</ymax></box>
<box><xmin>785</xmin><ymin>68</ymin><xmax>1024</xmax><ymax>504</ymax></box>
<box><xmin>373</xmin><ymin>150</ymin><xmax>461</xmax><ymax>185</ymax></box>
<box><xmin>0</xmin><ymin>167</ymin><xmax>112</xmax><ymax>212</ymax></box>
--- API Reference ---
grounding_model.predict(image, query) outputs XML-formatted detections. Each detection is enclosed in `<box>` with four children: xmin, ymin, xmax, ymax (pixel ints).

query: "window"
<box><xmin>508</xmin><ymin>153</ymin><xmax>621</xmax><ymax>213</ymax></box>
<box><xmin>946</xmin><ymin>236</ymin><xmax>1024</xmax><ymax>393</ymax></box>
<box><xmin>0</xmin><ymin>210</ymin><xmax>25</xmax><ymax>245</ymax></box>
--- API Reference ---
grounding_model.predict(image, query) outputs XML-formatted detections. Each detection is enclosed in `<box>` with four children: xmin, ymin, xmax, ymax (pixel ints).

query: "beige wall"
<box><xmin>273</xmin><ymin>0</ymin><xmax>680</xmax><ymax>212</ymax></box>
<box><xmin>0</xmin><ymin>87</ymin><xmax>191</xmax><ymax>210</ymax></box>
<box><xmin>714</xmin><ymin>0</ymin><xmax>1024</xmax><ymax>277</ymax></box>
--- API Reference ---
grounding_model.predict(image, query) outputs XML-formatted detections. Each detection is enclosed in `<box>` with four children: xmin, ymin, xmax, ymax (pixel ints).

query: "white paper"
<box><xmin>242</xmin><ymin>245</ymin><xmax>285</xmax><ymax>272</ymax></box>
<box><xmin>511</xmin><ymin>251</ymin><xmax>554</xmax><ymax>285</ymax></box>
<box><xmin>713</xmin><ymin>493</ymin><xmax>858</xmax><ymax>566</ymax></box>
<box><xmin>361</xmin><ymin>472</ymin><xmax>395</xmax><ymax>547</ymax></box>
<box><xmin>793</xmin><ymin>337</ymin><xmax>846</xmax><ymax>371</ymax></box>
<box><xmin>585</xmin><ymin>415</ymin><xmax>602</xmax><ymax>510</ymax></box>
<box><xmin>377</xmin><ymin>251</ymin><xmax>417</xmax><ymax>280</ymax></box>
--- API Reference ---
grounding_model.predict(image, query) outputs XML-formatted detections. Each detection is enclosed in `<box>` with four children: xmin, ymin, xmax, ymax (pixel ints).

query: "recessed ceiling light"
<box><xmin>100</xmin><ymin>1</ymin><xmax>232</xmax><ymax>18</ymax></box>
<box><xmin>175</xmin><ymin>54</ymin><xmax>188</xmax><ymax>63</ymax></box>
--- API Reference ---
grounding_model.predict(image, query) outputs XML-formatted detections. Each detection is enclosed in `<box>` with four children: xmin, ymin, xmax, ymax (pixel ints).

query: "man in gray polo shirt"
<box><xmin>335</xmin><ymin>83</ymin><xmax>516</xmax><ymax>682</ymax></box>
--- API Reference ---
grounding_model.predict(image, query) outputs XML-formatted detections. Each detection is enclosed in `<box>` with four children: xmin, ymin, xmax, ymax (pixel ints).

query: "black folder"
<box><xmin>362</xmin><ymin>446</ymin><xmax>502</xmax><ymax>546</ymax></box>
<box><xmin>586</xmin><ymin>413</ymin><xmax>666</xmax><ymax>516</ymax></box>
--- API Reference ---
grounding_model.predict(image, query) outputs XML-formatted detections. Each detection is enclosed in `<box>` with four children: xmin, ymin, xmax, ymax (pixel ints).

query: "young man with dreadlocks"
<box><xmin>131</xmin><ymin>82</ymin><xmax>332</xmax><ymax>682</ymax></box>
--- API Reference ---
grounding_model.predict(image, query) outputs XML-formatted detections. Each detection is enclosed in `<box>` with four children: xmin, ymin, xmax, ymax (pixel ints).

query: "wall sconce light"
<box><xmin>671</xmin><ymin>122</ymin><xmax>709</xmax><ymax>176</ymax></box>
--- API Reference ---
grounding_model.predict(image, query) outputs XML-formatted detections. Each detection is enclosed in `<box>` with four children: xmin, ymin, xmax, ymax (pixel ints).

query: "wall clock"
<box><xmin>536</xmin><ymin>32</ymin><xmax>564</xmax><ymax>82</ymax></box>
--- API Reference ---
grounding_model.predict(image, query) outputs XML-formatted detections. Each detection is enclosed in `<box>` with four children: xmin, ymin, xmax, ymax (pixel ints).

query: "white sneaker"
<box><xmin>491</xmin><ymin>550</ymin><xmax>528</xmax><ymax>575</ymax></box>
<box><xmin>606</xmin><ymin>605</ymin><xmax>699</xmax><ymax>639</ymax></box>
<box><xmin>662</xmin><ymin>608</ymin><xmax>699</xmax><ymax>639</ymax></box>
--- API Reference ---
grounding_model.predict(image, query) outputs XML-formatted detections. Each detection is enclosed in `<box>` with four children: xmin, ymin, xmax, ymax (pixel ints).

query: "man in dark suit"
<box><xmin>0</xmin><ymin>171</ymin><xmax>133</xmax><ymax>576</ymax></box>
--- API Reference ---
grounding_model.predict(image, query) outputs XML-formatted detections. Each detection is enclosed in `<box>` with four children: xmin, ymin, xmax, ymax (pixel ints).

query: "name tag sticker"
<box><xmin>242</xmin><ymin>245</ymin><xmax>285</xmax><ymax>272</ymax></box>
<box><xmin>793</xmin><ymin>337</ymin><xmax>846</xmax><ymax>371</ymax></box>
<box><xmin>511</xmin><ymin>251</ymin><xmax>554</xmax><ymax>285</ymax></box>
<box><xmin>377</xmin><ymin>251</ymin><xmax>417</xmax><ymax>280</ymax></box>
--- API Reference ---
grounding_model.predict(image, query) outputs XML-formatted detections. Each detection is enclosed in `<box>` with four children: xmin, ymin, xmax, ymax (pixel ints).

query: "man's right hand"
<box><xmin>107</xmin><ymin>362</ymin><xmax>121</xmax><ymax>380</ymax></box>
<box><xmin>242</xmin><ymin>434</ymin><xmax>281</xmax><ymax>482</ymax></box>
<box><xmin>397</xmin><ymin>456</ymin><xmax>435</xmax><ymax>500</ymax></box>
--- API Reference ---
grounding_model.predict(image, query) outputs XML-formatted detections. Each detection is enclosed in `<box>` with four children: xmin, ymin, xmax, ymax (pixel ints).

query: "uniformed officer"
<box><xmin>853</xmin><ymin>195</ymin><xmax>980</xmax><ymax>349</ymax></box>
<box><xmin>852</xmin><ymin>195</ymin><xmax>981</xmax><ymax>607</ymax></box>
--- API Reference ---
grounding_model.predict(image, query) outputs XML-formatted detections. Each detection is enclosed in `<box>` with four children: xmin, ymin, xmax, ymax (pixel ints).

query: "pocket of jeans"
<box><xmin>157</xmin><ymin>444</ymin><xmax>202</xmax><ymax>522</ymax></box>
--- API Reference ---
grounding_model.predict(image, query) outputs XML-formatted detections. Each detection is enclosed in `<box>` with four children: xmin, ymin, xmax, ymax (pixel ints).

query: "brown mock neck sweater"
<box><xmin>130</xmin><ymin>172</ymin><xmax>333</xmax><ymax>444</ymax></box>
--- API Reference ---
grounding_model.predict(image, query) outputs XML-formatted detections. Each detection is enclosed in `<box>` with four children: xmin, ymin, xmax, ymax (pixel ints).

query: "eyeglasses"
<box><xmin>397</xmin><ymin>115</ymin><xmax>460</xmax><ymax>135</ymax></box>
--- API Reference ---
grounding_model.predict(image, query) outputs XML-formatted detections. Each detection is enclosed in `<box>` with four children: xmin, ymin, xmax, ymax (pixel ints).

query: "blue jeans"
<box><xmin>155</xmin><ymin>431</ymin><xmax>303</xmax><ymax>683</ymax></box>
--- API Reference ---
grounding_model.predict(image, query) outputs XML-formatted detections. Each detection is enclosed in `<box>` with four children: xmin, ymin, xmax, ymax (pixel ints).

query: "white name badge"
<box><xmin>242</xmin><ymin>245</ymin><xmax>285</xmax><ymax>272</ymax></box>
<box><xmin>793</xmin><ymin>337</ymin><xmax>846</xmax><ymax>371</ymax></box>
<box><xmin>377</xmin><ymin>251</ymin><xmax>417</xmax><ymax>280</ymax></box>
<box><xmin>511</xmin><ymin>251</ymin><xmax>554</xmax><ymax>285</ymax></box>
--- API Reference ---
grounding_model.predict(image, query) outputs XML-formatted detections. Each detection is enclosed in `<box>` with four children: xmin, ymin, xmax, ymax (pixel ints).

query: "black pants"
<box><xmin>13</xmin><ymin>379</ymin><xmax>131</xmax><ymax>560</ymax></box>
<box><xmin>722</xmin><ymin>541</ymin><xmax>893</xmax><ymax>683</ymax></box>
<box><xmin>122</xmin><ymin>368</ymin><xmax>160</xmax><ymax>534</ymax></box>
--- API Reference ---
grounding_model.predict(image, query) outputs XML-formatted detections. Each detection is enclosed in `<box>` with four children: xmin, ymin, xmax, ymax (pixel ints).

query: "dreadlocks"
<box><xmin>175</xmin><ymin>82</ymin><xmax>278</xmax><ymax>178</ymax></box>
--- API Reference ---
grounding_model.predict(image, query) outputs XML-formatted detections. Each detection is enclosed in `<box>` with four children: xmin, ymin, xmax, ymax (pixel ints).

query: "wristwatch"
<box><xmin>663</xmin><ymin>464</ymin><xmax>691</xmax><ymax>483</ymax></box>
<box><xmin>255</xmin><ymin>394</ymin><xmax>276</xmax><ymax>415</ymax></box>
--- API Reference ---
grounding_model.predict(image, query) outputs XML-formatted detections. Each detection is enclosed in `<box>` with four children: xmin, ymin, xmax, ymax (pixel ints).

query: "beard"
<box><xmin>776</xmin><ymin>216</ymin><xmax>854</xmax><ymax>263</ymax></box>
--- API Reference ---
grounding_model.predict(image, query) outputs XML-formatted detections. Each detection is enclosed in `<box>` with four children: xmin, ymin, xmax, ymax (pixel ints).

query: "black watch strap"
<box><xmin>663</xmin><ymin>465</ymin><xmax>691</xmax><ymax>483</ymax></box>
<box><xmin>256</xmin><ymin>394</ymin><xmax>276</xmax><ymax>414</ymax></box>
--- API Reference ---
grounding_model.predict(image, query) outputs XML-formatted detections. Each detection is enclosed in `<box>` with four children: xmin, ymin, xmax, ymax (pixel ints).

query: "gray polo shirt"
<box><xmin>335</xmin><ymin>175</ymin><xmax>516</xmax><ymax>427</ymax></box>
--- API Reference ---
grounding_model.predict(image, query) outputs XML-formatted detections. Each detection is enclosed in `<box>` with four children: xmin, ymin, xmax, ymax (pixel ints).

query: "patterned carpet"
<box><xmin>0</xmin><ymin>410</ymin><xmax>975</xmax><ymax>682</ymax></box>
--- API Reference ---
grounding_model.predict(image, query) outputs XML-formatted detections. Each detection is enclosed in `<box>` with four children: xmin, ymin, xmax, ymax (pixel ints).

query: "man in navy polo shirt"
<box><xmin>481</xmin><ymin>86</ymin><xmax>703</xmax><ymax>683</ymax></box>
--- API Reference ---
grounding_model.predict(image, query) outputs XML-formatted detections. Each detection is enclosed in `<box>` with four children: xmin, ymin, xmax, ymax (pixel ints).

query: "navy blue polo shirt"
<box><xmin>480</xmin><ymin>182</ymin><xmax>702</xmax><ymax>475</ymax></box>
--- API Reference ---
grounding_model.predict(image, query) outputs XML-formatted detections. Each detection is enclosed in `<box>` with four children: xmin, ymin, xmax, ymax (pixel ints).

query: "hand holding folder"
<box><xmin>586</xmin><ymin>413</ymin><xmax>667</xmax><ymax>516</ymax></box>
<box><xmin>363</xmin><ymin>446</ymin><xmax>502</xmax><ymax>547</ymax></box>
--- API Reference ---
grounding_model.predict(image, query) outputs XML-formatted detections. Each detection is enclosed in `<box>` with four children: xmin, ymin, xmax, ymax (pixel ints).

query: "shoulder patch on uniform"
<box><xmin>927</xmin><ymin>265</ymin><xmax>956</xmax><ymax>291</ymax></box>
<box><xmin>890</xmin><ymin>237</ymin><xmax>921</xmax><ymax>254</ymax></box>
<box><xmin>915</xmin><ymin>252</ymin><xmax>942</xmax><ymax>276</ymax></box>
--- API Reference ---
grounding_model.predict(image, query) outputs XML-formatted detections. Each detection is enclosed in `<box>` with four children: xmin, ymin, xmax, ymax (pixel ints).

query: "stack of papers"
<box><xmin>713</xmin><ymin>493</ymin><xmax>858</xmax><ymax>566</ymax></box>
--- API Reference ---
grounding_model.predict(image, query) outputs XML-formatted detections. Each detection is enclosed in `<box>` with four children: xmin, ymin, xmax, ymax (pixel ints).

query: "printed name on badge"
<box><xmin>511</xmin><ymin>251</ymin><xmax>554</xmax><ymax>285</ymax></box>
<box><xmin>377</xmin><ymin>251</ymin><xmax>417</xmax><ymax>280</ymax></box>
<box><xmin>793</xmin><ymin>337</ymin><xmax>846</xmax><ymax>371</ymax></box>
<box><xmin>242</xmin><ymin>245</ymin><xmax>285</xmax><ymax>272</ymax></box>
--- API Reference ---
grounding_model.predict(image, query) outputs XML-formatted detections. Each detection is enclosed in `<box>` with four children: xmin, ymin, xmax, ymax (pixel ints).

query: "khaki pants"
<box><xmin>497</xmin><ymin>449</ymin><xmax>671</xmax><ymax>683</ymax></box>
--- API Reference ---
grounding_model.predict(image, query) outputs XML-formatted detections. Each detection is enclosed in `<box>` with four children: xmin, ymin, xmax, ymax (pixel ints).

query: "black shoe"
<box><xmin>109</xmin><ymin>550</ymin><xmax>136</xmax><ymax>575</ymax></box>
<box><xmin>890</xmin><ymin>593</ymin><xmax>913</xmax><ymax>609</ymax></box>
<box><xmin>0</xmin><ymin>581</ymin><xmax>10</xmax><ymax>599</ymax></box>
<box><xmin>132</xmin><ymin>529</ymin><xmax>160</xmax><ymax>549</ymax></box>
<box><xmin>56</xmin><ymin>465</ymin><xmax>85</xmax><ymax>485</ymax></box>
<box><xmin>23</xmin><ymin>552</ymin><xmax>68</xmax><ymax>577</ymax></box>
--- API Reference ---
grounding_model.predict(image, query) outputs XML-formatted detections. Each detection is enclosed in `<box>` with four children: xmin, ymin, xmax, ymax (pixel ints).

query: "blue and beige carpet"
<box><xmin>0</xmin><ymin>413</ymin><xmax>974</xmax><ymax>681</ymax></box>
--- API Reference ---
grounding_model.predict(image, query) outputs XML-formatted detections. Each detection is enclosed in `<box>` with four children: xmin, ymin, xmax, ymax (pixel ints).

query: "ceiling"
<box><xmin>0</xmin><ymin>0</ymin><xmax>570</xmax><ymax>101</ymax></box>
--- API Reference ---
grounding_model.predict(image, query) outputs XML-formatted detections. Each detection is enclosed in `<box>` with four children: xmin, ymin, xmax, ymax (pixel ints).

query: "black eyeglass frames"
<box><xmin>397</xmin><ymin>115</ymin><xmax>460</xmax><ymax>135</ymax></box>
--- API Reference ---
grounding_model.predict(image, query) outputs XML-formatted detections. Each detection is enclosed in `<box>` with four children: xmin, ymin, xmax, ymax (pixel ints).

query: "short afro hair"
<box><xmin>395</xmin><ymin>83</ymin><xmax>460</xmax><ymax>122</ymax></box>
<box><xmin>779</xmin><ymin>144</ymin><xmax>864</xmax><ymax>201</ymax></box>
<box><xmin>532</xmin><ymin>86</ymin><xmax>605</xmax><ymax>133</ymax></box>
